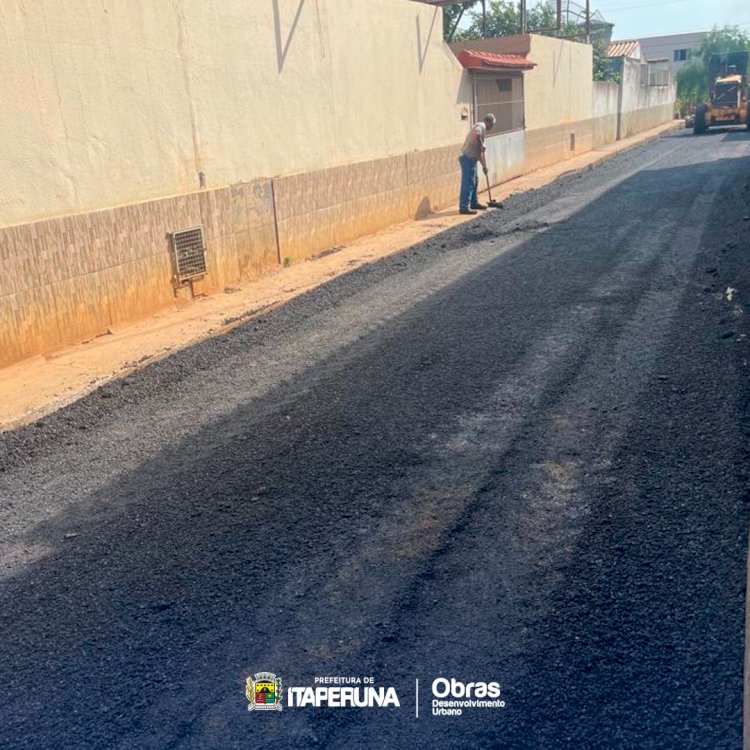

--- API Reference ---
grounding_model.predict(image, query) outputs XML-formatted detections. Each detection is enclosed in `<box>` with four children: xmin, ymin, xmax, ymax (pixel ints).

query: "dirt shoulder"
<box><xmin>0</xmin><ymin>121</ymin><xmax>679</xmax><ymax>431</ymax></box>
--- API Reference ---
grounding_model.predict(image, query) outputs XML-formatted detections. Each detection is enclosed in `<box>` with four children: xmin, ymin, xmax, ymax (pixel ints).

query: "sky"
<box><xmin>593</xmin><ymin>0</ymin><xmax>750</xmax><ymax>40</ymax></box>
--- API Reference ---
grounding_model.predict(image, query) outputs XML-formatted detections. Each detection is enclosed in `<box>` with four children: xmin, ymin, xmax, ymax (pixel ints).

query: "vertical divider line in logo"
<box><xmin>415</xmin><ymin>679</ymin><xmax>419</xmax><ymax>719</ymax></box>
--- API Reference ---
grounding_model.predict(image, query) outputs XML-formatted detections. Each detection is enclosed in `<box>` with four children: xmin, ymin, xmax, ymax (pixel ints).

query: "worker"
<box><xmin>458</xmin><ymin>113</ymin><xmax>495</xmax><ymax>215</ymax></box>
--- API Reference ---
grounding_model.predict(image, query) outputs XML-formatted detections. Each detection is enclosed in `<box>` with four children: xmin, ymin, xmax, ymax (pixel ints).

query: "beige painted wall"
<box><xmin>0</xmin><ymin>0</ymin><xmax>471</xmax><ymax>229</ymax></box>
<box><xmin>524</xmin><ymin>35</ymin><xmax>593</xmax><ymax>131</ymax></box>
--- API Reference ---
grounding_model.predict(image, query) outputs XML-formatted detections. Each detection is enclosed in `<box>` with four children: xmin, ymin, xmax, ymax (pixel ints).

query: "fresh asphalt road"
<box><xmin>2</xmin><ymin>128</ymin><xmax>750</xmax><ymax>750</ymax></box>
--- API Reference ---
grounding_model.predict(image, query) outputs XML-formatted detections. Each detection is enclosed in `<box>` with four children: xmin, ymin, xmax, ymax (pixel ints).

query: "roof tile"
<box><xmin>457</xmin><ymin>49</ymin><xmax>537</xmax><ymax>71</ymax></box>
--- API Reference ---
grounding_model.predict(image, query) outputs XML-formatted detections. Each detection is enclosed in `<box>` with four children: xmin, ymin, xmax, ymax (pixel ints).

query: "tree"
<box><xmin>464</xmin><ymin>1</ymin><xmax>518</xmax><ymax>38</ymax></box>
<box><xmin>460</xmin><ymin>1</ymin><xmax>585</xmax><ymax>41</ymax></box>
<box><xmin>677</xmin><ymin>26</ymin><xmax>750</xmax><ymax>108</ymax></box>
<box><xmin>676</xmin><ymin>63</ymin><xmax>708</xmax><ymax>107</ymax></box>
<box><xmin>462</xmin><ymin>1</ymin><xmax>556</xmax><ymax>38</ymax></box>
<box><xmin>691</xmin><ymin>26</ymin><xmax>750</xmax><ymax>69</ymax></box>
<box><xmin>442</xmin><ymin>2</ymin><xmax>480</xmax><ymax>41</ymax></box>
<box><xmin>526</xmin><ymin>2</ymin><xmax>557</xmax><ymax>31</ymax></box>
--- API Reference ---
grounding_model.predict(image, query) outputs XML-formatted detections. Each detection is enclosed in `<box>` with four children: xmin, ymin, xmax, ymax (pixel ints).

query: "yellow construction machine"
<box><xmin>694</xmin><ymin>51</ymin><xmax>749</xmax><ymax>134</ymax></box>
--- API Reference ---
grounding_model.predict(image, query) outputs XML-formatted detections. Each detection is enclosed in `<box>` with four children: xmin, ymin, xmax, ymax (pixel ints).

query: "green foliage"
<box><xmin>472</xmin><ymin>0</ymin><xmax>523</xmax><ymax>37</ymax></box>
<box><xmin>592</xmin><ymin>39</ymin><xmax>619</xmax><ymax>82</ymax></box>
<box><xmin>676</xmin><ymin>63</ymin><xmax>708</xmax><ymax>104</ymax></box>
<box><xmin>442</xmin><ymin>2</ymin><xmax>479</xmax><ymax>41</ymax></box>
<box><xmin>693</xmin><ymin>26</ymin><xmax>750</xmax><ymax>68</ymax></box>
<box><xmin>526</xmin><ymin>2</ymin><xmax>557</xmax><ymax>31</ymax></box>
<box><xmin>461</xmin><ymin>1</ymin><xmax>558</xmax><ymax>38</ymax></box>
<box><xmin>676</xmin><ymin>26</ymin><xmax>750</xmax><ymax>104</ymax></box>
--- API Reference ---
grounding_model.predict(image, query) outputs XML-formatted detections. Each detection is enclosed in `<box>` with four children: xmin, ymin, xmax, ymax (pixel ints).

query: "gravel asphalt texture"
<box><xmin>1</xmin><ymin>128</ymin><xmax>750</xmax><ymax>749</ymax></box>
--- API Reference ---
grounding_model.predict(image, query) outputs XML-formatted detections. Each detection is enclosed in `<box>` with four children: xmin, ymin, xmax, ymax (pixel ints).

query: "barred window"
<box><xmin>648</xmin><ymin>66</ymin><xmax>670</xmax><ymax>87</ymax></box>
<box><xmin>475</xmin><ymin>74</ymin><xmax>525</xmax><ymax>135</ymax></box>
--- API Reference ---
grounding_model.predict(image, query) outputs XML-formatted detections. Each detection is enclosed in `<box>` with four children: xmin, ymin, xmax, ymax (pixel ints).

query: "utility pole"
<box><xmin>482</xmin><ymin>0</ymin><xmax>487</xmax><ymax>38</ymax></box>
<box><xmin>520</xmin><ymin>0</ymin><xmax>527</xmax><ymax>34</ymax></box>
<box><xmin>585</xmin><ymin>0</ymin><xmax>591</xmax><ymax>44</ymax></box>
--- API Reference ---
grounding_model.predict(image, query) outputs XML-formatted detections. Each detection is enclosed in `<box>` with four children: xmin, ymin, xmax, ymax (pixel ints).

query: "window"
<box><xmin>475</xmin><ymin>75</ymin><xmax>524</xmax><ymax>134</ymax></box>
<box><xmin>715</xmin><ymin>82</ymin><xmax>739</xmax><ymax>106</ymax></box>
<box><xmin>639</xmin><ymin>62</ymin><xmax>649</xmax><ymax>87</ymax></box>
<box><xmin>648</xmin><ymin>64</ymin><xmax>670</xmax><ymax>87</ymax></box>
<box><xmin>673</xmin><ymin>49</ymin><xmax>689</xmax><ymax>62</ymax></box>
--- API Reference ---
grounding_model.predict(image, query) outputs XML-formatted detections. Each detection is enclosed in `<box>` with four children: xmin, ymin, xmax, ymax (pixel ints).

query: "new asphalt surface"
<box><xmin>2</xmin><ymin>128</ymin><xmax>750</xmax><ymax>749</ymax></box>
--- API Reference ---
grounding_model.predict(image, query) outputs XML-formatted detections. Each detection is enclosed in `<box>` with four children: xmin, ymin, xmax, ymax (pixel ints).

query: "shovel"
<box><xmin>484</xmin><ymin>171</ymin><xmax>503</xmax><ymax>208</ymax></box>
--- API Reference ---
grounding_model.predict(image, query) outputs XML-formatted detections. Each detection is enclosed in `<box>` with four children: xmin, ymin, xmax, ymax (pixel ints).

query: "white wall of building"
<box><xmin>637</xmin><ymin>31</ymin><xmax>708</xmax><ymax>73</ymax></box>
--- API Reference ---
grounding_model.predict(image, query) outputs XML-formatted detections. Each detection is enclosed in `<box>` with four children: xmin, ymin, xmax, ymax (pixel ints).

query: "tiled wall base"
<box><xmin>0</xmin><ymin>179</ymin><xmax>277</xmax><ymax>367</ymax></box>
<box><xmin>273</xmin><ymin>145</ymin><xmax>464</xmax><ymax>262</ymax></box>
<box><xmin>274</xmin><ymin>155</ymin><xmax>411</xmax><ymax>263</ymax></box>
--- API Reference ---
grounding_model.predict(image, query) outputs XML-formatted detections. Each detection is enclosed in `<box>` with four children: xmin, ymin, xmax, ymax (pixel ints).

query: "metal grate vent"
<box><xmin>171</xmin><ymin>226</ymin><xmax>207</xmax><ymax>282</ymax></box>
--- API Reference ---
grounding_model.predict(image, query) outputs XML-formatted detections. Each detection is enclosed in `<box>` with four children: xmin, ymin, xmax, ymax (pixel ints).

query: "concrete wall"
<box><xmin>524</xmin><ymin>36</ymin><xmax>593</xmax><ymax>131</ymax></box>
<box><xmin>524</xmin><ymin>35</ymin><xmax>594</xmax><ymax>171</ymax></box>
<box><xmin>0</xmin><ymin>0</ymin><xmax>471</xmax><ymax>229</ymax></box>
<box><xmin>484</xmin><ymin>131</ymin><xmax>526</xmax><ymax>188</ymax></box>
<box><xmin>592</xmin><ymin>81</ymin><xmax>619</xmax><ymax>148</ymax></box>
<box><xmin>616</xmin><ymin>58</ymin><xmax>677</xmax><ymax>140</ymax></box>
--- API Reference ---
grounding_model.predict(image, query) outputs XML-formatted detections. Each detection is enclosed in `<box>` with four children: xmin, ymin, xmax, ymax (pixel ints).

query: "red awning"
<box><xmin>457</xmin><ymin>49</ymin><xmax>536</xmax><ymax>72</ymax></box>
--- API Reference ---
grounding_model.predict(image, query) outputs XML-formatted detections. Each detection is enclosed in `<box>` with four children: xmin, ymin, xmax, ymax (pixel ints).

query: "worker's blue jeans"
<box><xmin>458</xmin><ymin>155</ymin><xmax>479</xmax><ymax>210</ymax></box>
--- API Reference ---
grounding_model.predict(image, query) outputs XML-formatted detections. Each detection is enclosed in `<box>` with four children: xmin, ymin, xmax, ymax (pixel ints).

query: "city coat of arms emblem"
<box><xmin>246</xmin><ymin>672</ymin><xmax>283</xmax><ymax>711</ymax></box>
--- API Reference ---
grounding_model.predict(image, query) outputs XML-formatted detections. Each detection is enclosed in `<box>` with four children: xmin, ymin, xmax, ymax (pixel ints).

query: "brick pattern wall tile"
<box><xmin>0</xmin><ymin>178</ymin><xmax>278</xmax><ymax>367</ymax></box>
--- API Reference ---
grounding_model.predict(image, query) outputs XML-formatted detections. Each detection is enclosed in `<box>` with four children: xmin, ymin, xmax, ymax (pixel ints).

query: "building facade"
<box><xmin>637</xmin><ymin>31</ymin><xmax>708</xmax><ymax>73</ymax></box>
